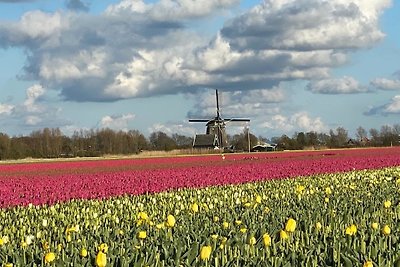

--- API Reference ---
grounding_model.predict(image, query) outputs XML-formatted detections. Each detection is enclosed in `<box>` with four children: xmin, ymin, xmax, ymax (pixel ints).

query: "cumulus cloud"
<box><xmin>187</xmin><ymin>87</ymin><xmax>285</xmax><ymax>119</ymax></box>
<box><xmin>99</xmin><ymin>113</ymin><xmax>135</xmax><ymax>131</ymax></box>
<box><xmin>0</xmin><ymin>84</ymin><xmax>71</xmax><ymax>129</ymax></box>
<box><xmin>23</xmin><ymin>84</ymin><xmax>45</xmax><ymax>112</ymax></box>
<box><xmin>261</xmin><ymin>112</ymin><xmax>327</xmax><ymax>133</ymax></box>
<box><xmin>106</xmin><ymin>0</ymin><xmax>239</xmax><ymax>20</ymax></box>
<box><xmin>0</xmin><ymin>103</ymin><xmax>15</xmax><ymax>115</ymax></box>
<box><xmin>365</xmin><ymin>95</ymin><xmax>400</xmax><ymax>115</ymax></box>
<box><xmin>148</xmin><ymin>122</ymin><xmax>196</xmax><ymax>136</ymax></box>
<box><xmin>0</xmin><ymin>0</ymin><xmax>392</xmax><ymax>103</ymax></box>
<box><xmin>221</xmin><ymin>0</ymin><xmax>390</xmax><ymax>51</ymax></box>
<box><xmin>370</xmin><ymin>72</ymin><xmax>400</xmax><ymax>91</ymax></box>
<box><xmin>307</xmin><ymin>76</ymin><xmax>368</xmax><ymax>94</ymax></box>
<box><xmin>371</xmin><ymin>78</ymin><xmax>400</xmax><ymax>90</ymax></box>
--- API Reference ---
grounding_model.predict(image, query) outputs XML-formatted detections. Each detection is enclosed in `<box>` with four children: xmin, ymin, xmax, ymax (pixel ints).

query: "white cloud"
<box><xmin>365</xmin><ymin>95</ymin><xmax>400</xmax><ymax>116</ymax></box>
<box><xmin>23</xmin><ymin>84</ymin><xmax>45</xmax><ymax>112</ymax></box>
<box><xmin>0</xmin><ymin>103</ymin><xmax>15</xmax><ymax>115</ymax></box>
<box><xmin>149</xmin><ymin>122</ymin><xmax>196</xmax><ymax>136</ymax></box>
<box><xmin>221</xmin><ymin>0</ymin><xmax>390</xmax><ymax>51</ymax></box>
<box><xmin>25</xmin><ymin>115</ymin><xmax>42</xmax><ymax>126</ymax></box>
<box><xmin>99</xmin><ymin>113</ymin><xmax>136</xmax><ymax>131</ymax></box>
<box><xmin>0</xmin><ymin>84</ymin><xmax>72</xmax><ymax>132</ymax></box>
<box><xmin>106</xmin><ymin>0</ymin><xmax>239</xmax><ymax>20</ymax></box>
<box><xmin>0</xmin><ymin>0</ymin><xmax>392</xmax><ymax>103</ymax></box>
<box><xmin>188</xmin><ymin>87</ymin><xmax>286</xmax><ymax>119</ymax></box>
<box><xmin>371</xmin><ymin>78</ymin><xmax>400</xmax><ymax>90</ymax></box>
<box><xmin>292</xmin><ymin>112</ymin><xmax>326</xmax><ymax>132</ymax></box>
<box><xmin>307</xmin><ymin>76</ymin><xmax>368</xmax><ymax>94</ymax></box>
<box><xmin>261</xmin><ymin>112</ymin><xmax>327</xmax><ymax>133</ymax></box>
<box><xmin>384</xmin><ymin>95</ymin><xmax>400</xmax><ymax>113</ymax></box>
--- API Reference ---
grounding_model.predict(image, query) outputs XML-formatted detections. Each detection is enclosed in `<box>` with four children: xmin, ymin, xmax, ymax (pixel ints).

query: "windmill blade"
<box><xmin>215</xmin><ymin>89</ymin><xmax>220</xmax><ymax>119</ymax></box>
<box><xmin>189</xmin><ymin>119</ymin><xmax>210</xmax><ymax>122</ymax></box>
<box><xmin>224</xmin><ymin>118</ymin><xmax>250</xmax><ymax>122</ymax></box>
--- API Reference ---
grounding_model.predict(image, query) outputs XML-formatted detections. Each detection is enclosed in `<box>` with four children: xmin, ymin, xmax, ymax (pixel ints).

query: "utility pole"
<box><xmin>247</xmin><ymin>123</ymin><xmax>251</xmax><ymax>153</ymax></box>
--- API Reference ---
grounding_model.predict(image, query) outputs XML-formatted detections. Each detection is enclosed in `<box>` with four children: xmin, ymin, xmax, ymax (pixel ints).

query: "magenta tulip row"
<box><xmin>0</xmin><ymin>147</ymin><xmax>399</xmax><ymax>208</ymax></box>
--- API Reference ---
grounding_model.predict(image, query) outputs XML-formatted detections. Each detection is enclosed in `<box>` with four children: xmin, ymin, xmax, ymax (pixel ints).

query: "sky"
<box><xmin>0</xmin><ymin>0</ymin><xmax>399</xmax><ymax>139</ymax></box>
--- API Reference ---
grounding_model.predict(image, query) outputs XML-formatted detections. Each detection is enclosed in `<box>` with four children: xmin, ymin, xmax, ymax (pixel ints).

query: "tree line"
<box><xmin>272</xmin><ymin>125</ymin><xmax>400</xmax><ymax>150</ymax></box>
<box><xmin>0</xmin><ymin>124</ymin><xmax>399</xmax><ymax>160</ymax></box>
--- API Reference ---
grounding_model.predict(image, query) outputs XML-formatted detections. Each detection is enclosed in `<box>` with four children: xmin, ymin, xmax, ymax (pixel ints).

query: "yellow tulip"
<box><xmin>315</xmin><ymin>222</ymin><xmax>322</xmax><ymax>230</ymax></box>
<box><xmin>384</xmin><ymin>200</ymin><xmax>391</xmax><ymax>208</ymax></box>
<box><xmin>363</xmin><ymin>260</ymin><xmax>373</xmax><ymax>267</ymax></box>
<box><xmin>4</xmin><ymin>263</ymin><xmax>13</xmax><ymax>267</ymax></box>
<box><xmin>98</xmin><ymin>243</ymin><xmax>108</xmax><ymax>253</ymax></box>
<box><xmin>222</xmin><ymin>222</ymin><xmax>229</xmax><ymax>229</ymax></box>
<box><xmin>44</xmin><ymin>252</ymin><xmax>56</xmax><ymax>264</ymax></box>
<box><xmin>345</xmin><ymin>224</ymin><xmax>357</xmax><ymax>236</ymax></box>
<box><xmin>96</xmin><ymin>251</ymin><xmax>107</xmax><ymax>267</ymax></box>
<box><xmin>166</xmin><ymin>215</ymin><xmax>176</xmax><ymax>227</ymax></box>
<box><xmin>280</xmin><ymin>230</ymin><xmax>288</xmax><ymax>240</ymax></box>
<box><xmin>325</xmin><ymin>187</ymin><xmax>332</xmax><ymax>195</ymax></box>
<box><xmin>200</xmin><ymin>245</ymin><xmax>212</xmax><ymax>261</ymax></box>
<box><xmin>80</xmin><ymin>248</ymin><xmax>88</xmax><ymax>257</ymax></box>
<box><xmin>371</xmin><ymin>222</ymin><xmax>379</xmax><ymax>230</ymax></box>
<box><xmin>249</xmin><ymin>236</ymin><xmax>256</xmax><ymax>245</ymax></box>
<box><xmin>138</xmin><ymin>211</ymin><xmax>148</xmax><ymax>221</ymax></box>
<box><xmin>156</xmin><ymin>223</ymin><xmax>165</xmax><ymax>229</ymax></box>
<box><xmin>263</xmin><ymin>233</ymin><xmax>271</xmax><ymax>247</ymax></box>
<box><xmin>296</xmin><ymin>185</ymin><xmax>305</xmax><ymax>194</ymax></box>
<box><xmin>285</xmin><ymin>218</ymin><xmax>297</xmax><ymax>232</ymax></box>
<box><xmin>255</xmin><ymin>195</ymin><xmax>262</xmax><ymax>203</ymax></box>
<box><xmin>138</xmin><ymin>231</ymin><xmax>147</xmax><ymax>239</ymax></box>
<box><xmin>382</xmin><ymin>225</ymin><xmax>391</xmax><ymax>235</ymax></box>
<box><xmin>191</xmin><ymin>203</ymin><xmax>199</xmax><ymax>213</ymax></box>
<box><xmin>0</xmin><ymin>238</ymin><xmax>4</xmax><ymax>246</ymax></box>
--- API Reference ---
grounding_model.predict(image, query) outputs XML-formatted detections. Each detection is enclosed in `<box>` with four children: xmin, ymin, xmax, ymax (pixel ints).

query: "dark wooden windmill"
<box><xmin>189</xmin><ymin>90</ymin><xmax>250</xmax><ymax>149</ymax></box>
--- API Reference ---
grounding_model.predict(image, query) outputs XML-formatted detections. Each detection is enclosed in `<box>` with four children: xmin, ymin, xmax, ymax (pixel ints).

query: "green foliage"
<box><xmin>1</xmin><ymin>167</ymin><xmax>400</xmax><ymax>266</ymax></box>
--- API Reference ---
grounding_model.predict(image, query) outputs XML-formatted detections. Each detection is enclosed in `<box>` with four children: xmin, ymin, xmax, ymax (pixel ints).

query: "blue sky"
<box><xmin>0</xmin><ymin>0</ymin><xmax>399</xmax><ymax>139</ymax></box>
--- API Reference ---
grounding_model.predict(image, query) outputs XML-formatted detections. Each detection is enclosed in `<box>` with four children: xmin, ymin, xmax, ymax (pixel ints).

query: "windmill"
<box><xmin>189</xmin><ymin>89</ymin><xmax>250</xmax><ymax>149</ymax></box>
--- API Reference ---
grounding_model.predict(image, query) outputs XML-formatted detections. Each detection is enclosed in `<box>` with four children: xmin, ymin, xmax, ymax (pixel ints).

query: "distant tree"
<box><xmin>276</xmin><ymin>134</ymin><xmax>294</xmax><ymax>150</ymax></box>
<box><xmin>305</xmin><ymin>131</ymin><xmax>319</xmax><ymax>147</ymax></box>
<box><xmin>336</xmin><ymin>127</ymin><xmax>349</xmax><ymax>147</ymax></box>
<box><xmin>149</xmin><ymin>131</ymin><xmax>177</xmax><ymax>151</ymax></box>
<box><xmin>356</xmin><ymin>126</ymin><xmax>368</xmax><ymax>141</ymax></box>
<box><xmin>295</xmin><ymin>132</ymin><xmax>306</xmax><ymax>149</ymax></box>
<box><xmin>172</xmin><ymin>134</ymin><xmax>193</xmax><ymax>149</ymax></box>
<box><xmin>393</xmin><ymin>124</ymin><xmax>400</xmax><ymax>136</ymax></box>
<box><xmin>9</xmin><ymin>137</ymin><xmax>31</xmax><ymax>159</ymax></box>
<box><xmin>317</xmin><ymin>133</ymin><xmax>330</xmax><ymax>147</ymax></box>
<box><xmin>380</xmin><ymin>125</ymin><xmax>398</xmax><ymax>146</ymax></box>
<box><xmin>231</xmin><ymin>128</ymin><xmax>258</xmax><ymax>151</ymax></box>
<box><xmin>0</xmin><ymin>133</ymin><xmax>10</xmax><ymax>160</ymax></box>
<box><xmin>257</xmin><ymin>135</ymin><xmax>269</xmax><ymax>144</ymax></box>
<box><xmin>369</xmin><ymin>128</ymin><xmax>381</xmax><ymax>146</ymax></box>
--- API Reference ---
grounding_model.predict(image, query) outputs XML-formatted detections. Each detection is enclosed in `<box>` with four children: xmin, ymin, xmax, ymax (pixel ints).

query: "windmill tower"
<box><xmin>189</xmin><ymin>90</ymin><xmax>250</xmax><ymax>149</ymax></box>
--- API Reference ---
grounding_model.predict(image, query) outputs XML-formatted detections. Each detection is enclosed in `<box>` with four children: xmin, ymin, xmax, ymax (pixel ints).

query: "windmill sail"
<box><xmin>189</xmin><ymin>89</ymin><xmax>250</xmax><ymax>149</ymax></box>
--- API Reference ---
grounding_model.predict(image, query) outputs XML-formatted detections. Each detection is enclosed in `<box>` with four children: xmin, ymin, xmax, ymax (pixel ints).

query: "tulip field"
<box><xmin>1</xmin><ymin>147</ymin><xmax>400</xmax><ymax>266</ymax></box>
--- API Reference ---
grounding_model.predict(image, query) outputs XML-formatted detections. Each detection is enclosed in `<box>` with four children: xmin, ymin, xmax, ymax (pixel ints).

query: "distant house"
<box><xmin>192</xmin><ymin>134</ymin><xmax>219</xmax><ymax>149</ymax></box>
<box><xmin>251</xmin><ymin>143</ymin><xmax>276</xmax><ymax>152</ymax></box>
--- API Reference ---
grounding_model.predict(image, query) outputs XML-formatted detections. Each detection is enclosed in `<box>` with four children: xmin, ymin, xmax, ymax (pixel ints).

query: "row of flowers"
<box><xmin>1</xmin><ymin>147</ymin><xmax>400</xmax><ymax>208</ymax></box>
<box><xmin>1</xmin><ymin>166</ymin><xmax>400</xmax><ymax>265</ymax></box>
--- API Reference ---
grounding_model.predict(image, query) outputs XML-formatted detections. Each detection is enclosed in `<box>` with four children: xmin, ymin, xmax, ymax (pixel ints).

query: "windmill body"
<box><xmin>189</xmin><ymin>90</ymin><xmax>250</xmax><ymax>149</ymax></box>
